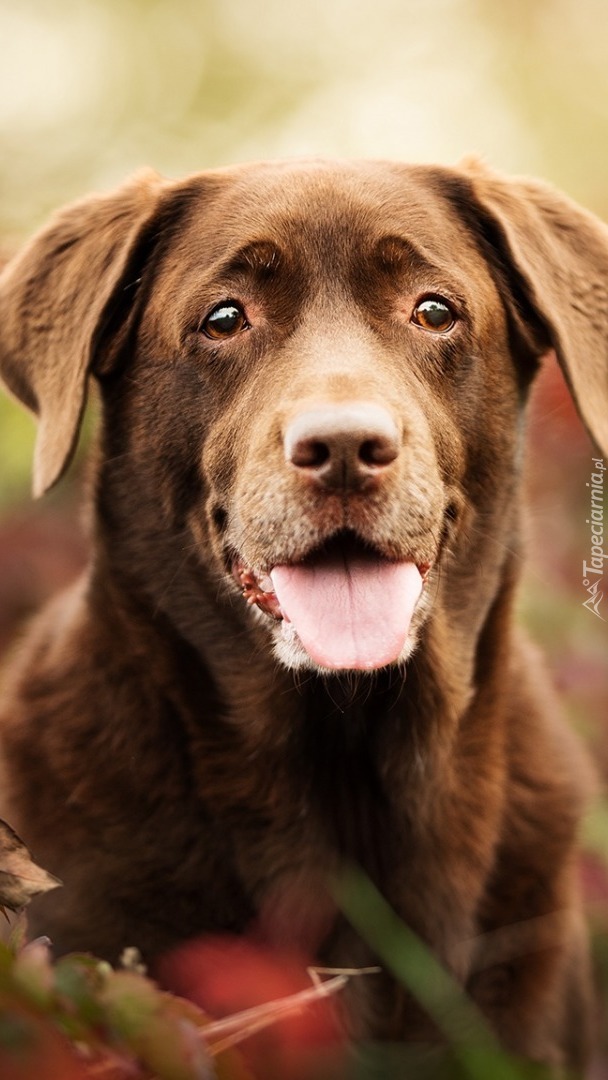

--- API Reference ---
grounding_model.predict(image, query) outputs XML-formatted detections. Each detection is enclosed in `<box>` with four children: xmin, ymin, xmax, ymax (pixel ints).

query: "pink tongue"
<box><xmin>270</xmin><ymin>554</ymin><xmax>423</xmax><ymax>671</ymax></box>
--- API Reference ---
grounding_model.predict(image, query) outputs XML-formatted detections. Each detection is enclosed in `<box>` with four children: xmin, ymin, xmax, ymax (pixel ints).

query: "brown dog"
<box><xmin>0</xmin><ymin>159</ymin><xmax>606</xmax><ymax>1070</ymax></box>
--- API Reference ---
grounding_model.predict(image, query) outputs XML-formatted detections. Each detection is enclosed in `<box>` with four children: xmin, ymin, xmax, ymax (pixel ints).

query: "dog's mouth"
<box><xmin>233</xmin><ymin>532</ymin><xmax>432</xmax><ymax>671</ymax></box>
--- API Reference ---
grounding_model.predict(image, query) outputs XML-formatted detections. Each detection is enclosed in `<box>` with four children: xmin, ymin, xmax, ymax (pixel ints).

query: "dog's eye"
<box><xmin>202</xmin><ymin>302</ymin><xmax>249</xmax><ymax>339</ymax></box>
<box><xmin>411</xmin><ymin>296</ymin><xmax>456</xmax><ymax>333</ymax></box>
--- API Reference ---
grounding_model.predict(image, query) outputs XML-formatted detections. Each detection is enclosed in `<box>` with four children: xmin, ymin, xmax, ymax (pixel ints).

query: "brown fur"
<box><xmin>0</xmin><ymin>158</ymin><xmax>606</xmax><ymax>1071</ymax></box>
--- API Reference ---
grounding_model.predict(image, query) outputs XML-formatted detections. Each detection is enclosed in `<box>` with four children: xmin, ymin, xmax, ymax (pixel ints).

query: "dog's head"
<box><xmin>1</xmin><ymin>159</ymin><xmax>607</xmax><ymax>674</ymax></box>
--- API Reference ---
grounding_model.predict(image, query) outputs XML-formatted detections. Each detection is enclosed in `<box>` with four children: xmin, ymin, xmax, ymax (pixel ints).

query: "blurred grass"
<box><xmin>334</xmin><ymin>867</ymin><xmax>531</xmax><ymax>1080</ymax></box>
<box><xmin>0</xmin><ymin>871</ymin><xmax>588</xmax><ymax>1078</ymax></box>
<box><xmin>0</xmin><ymin>398</ymin><xmax>35</xmax><ymax>508</ymax></box>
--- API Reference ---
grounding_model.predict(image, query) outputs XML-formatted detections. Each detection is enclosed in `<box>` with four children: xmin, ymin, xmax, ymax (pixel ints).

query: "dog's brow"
<box><xmin>223</xmin><ymin>240</ymin><xmax>283</xmax><ymax>277</ymax></box>
<box><xmin>375</xmin><ymin>234</ymin><xmax>441</xmax><ymax>275</ymax></box>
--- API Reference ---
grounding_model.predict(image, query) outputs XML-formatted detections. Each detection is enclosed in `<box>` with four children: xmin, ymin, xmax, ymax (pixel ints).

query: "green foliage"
<box><xmin>0</xmin><ymin>934</ymin><xmax>219</xmax><ymax>1079</ymax></box>
<box><xmin>0</xmin><ymin>888</ymin><xmax>587</xmax><ymax>1080</ymax></box>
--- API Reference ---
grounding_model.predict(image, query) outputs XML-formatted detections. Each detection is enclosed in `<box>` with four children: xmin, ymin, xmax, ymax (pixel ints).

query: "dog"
<box><xmin>0</xmin><ymin>157</ymin><xmax>605</xmax><ymax>1071</ymax></box>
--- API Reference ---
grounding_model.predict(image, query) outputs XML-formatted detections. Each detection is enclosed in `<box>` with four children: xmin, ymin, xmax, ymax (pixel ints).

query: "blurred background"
<box><xmin>0</xmin><ymin>0</ymin><xmax>606</xmax><ymax>1065</ymax></box>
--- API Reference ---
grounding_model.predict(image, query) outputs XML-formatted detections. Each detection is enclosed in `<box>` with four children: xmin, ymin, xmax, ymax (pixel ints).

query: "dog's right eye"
<box><xmin>201</xmin><ymin>301</ymin><xmax>249</xmax><ymax>340</ymax></box>
<box><xmin>411</xmin><ymin>296</ymin><xmax>456</xmax><ymax>333</ymax></box>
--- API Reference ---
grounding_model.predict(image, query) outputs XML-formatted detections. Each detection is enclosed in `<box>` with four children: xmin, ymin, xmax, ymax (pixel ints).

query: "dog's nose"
<box><xmin>284</xmin><ymin>403</ymin><xmax>400</xmax><ymax>489</ymax></box>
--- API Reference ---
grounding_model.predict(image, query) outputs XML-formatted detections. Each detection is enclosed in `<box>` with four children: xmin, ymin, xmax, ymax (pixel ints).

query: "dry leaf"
<box><xmin>0</xmin><ymin>818</ymin><xmax>62</xmax><ymax>913</ymax></box>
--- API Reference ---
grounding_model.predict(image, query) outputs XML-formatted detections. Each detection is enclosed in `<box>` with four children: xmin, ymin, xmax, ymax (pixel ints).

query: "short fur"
<box><xmin>0</xmin><ymin>159</ymin><xmax>606</xmax><ymax>1071</ymax></box>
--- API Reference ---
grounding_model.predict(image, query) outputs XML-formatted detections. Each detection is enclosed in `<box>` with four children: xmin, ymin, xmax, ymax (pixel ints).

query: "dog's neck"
<box><xmin>87</xmin><ymin>529</ymin><xmax>517</xmax><ymax>799</ymax></box>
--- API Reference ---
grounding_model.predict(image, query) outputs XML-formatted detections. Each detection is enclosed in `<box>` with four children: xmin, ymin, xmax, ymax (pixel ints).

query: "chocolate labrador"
<box><xmin>0</xmin><ymin>158</ymin><xmax>606</xmax><ymax>1071</ymax></box>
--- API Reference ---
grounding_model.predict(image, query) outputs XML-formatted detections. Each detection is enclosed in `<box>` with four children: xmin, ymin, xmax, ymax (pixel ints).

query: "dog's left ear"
<box><xmin>0</xmin><ymin>169</ymin><xmax>165</xmax><ymax>497</ymax></box>
<box><xmin>455</xmin><ymin>161</ymin><xmax>608</xmax><ymax>456</ymax></box>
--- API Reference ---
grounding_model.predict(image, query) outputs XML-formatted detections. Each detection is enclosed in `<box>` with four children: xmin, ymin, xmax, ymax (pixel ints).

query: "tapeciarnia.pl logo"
<box><xmin>582</xmin><ymin>457</ymin><xmax>606</xmax><ymax>620</ymax></box>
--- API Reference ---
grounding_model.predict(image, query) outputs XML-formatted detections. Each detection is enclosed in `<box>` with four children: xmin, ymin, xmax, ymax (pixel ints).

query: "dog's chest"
<box><xmin>225</xmin><ymin>687</ymin><xmax>402</xmax><ymax>894</ymax></box>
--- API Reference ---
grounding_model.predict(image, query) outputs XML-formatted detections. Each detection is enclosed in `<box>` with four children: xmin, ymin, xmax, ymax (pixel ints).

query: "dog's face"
<box><xmin>120</xmin><ymin>162</ymin><xmax>524</xmax><ymax>672</ymax></box>
<box><xmin>1</xmin><ymin>159</ymin><xmax>607</xmax><ymax>674</ymax></box>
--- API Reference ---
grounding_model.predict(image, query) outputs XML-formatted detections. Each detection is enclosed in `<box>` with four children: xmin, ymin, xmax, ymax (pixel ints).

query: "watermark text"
<box><xmin>582</xmin><ymin>457</ymin><xmax>605</xmax><ymax>620</ymax></box>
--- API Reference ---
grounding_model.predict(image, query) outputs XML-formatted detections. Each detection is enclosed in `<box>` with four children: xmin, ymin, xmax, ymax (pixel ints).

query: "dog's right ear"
<box><xmin>0</xmin><ymin>170</ymin><xmax>164</xmax><ymax>497</ymax></box>
<box><xmin>453</xmin><ymin>159</ymin><xmax>608</xmax><ymax>457</ymax></box>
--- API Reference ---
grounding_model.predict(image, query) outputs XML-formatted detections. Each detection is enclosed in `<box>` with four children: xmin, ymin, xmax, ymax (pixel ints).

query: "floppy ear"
<box><xmin>455</xmin><ymin>161</ymin><xmax>608</xmax><ymax>457</ymax></box>
<box><xmin>0</xmin><ymin>170</ymin><xmax>164</xmax><ymax>496</ymax></box>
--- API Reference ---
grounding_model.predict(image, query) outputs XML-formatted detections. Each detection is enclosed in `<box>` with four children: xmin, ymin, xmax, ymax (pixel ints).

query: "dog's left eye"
<box><xmin>411</xmin><ymin>296</ymin><xmax>456</xmax><ymax>333</ymax></box>
<box><xmin>202</xmin><ymin>301</ymin><xmax>249</xmax><ymax>339</ymax></box>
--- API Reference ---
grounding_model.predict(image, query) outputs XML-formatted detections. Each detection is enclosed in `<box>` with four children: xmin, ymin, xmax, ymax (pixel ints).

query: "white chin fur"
<box><xmin>269</xmin><ymin>618</ymin><xmax>420</xmax><ymax>674</ymax></box>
